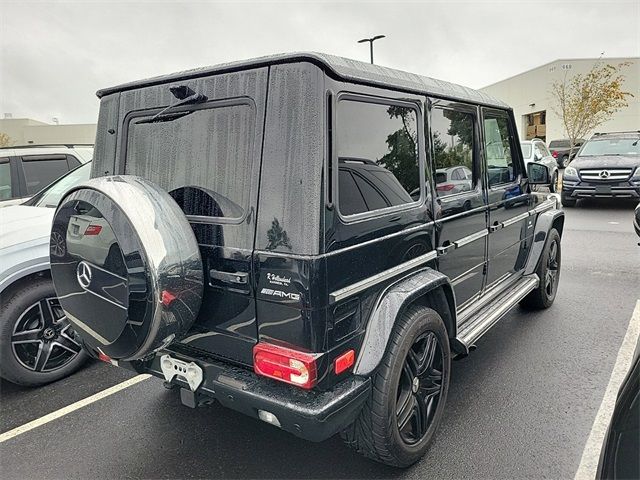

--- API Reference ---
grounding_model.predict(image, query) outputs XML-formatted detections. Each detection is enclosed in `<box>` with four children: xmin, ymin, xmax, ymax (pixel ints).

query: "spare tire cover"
<box><xmin>50</xmin><ymin>175</ymin><xmax>203</xmax><ymax>361</ymax></box>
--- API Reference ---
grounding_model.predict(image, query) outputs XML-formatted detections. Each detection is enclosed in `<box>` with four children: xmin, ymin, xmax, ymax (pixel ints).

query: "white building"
<box><xmin>481</xmin><ymin>57</ymin><xmax>639</xmax><ymax>143</ymax></box>
<box><xmin>0</xmin><ymin>118</ymin><xmax>96</xmax><ymax>146</ymax></box>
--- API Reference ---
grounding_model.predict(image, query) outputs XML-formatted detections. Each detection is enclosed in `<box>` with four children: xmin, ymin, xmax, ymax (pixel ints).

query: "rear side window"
<box><xmin>336</xmin><ymin>99</ymin><xmax>419</xmax><ymax>217</ymax></box>
<box><xmin>483</xmin><ymin>114</ymin><xmax>517</xmax><ymax>187</ymax></box>
<box><xmin>125</xmin><ymin>102</ymin><xmax>253</xmax><ymax>221</ymax></box>
<box><xmin>549</xmin><ymin>140</ymin><xmax>569</xmax><ymax>148</ymax></box>
<box><xmin>431</xmin><ymin>108</ymin><xmax>475</xmax><ymax>197</ymax></box>
<box><xmin>0</xmin><ymin>159</ymin><xmax>11</xmax><ymax>200</ymax></box>
<box><xmin>21</xmin><ymin>156</ymin><xmax>70</xmax><ymax>195</ymax></box>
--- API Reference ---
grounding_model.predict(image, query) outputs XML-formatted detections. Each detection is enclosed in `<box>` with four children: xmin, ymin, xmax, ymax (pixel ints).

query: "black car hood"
<box><xmin>572</xmin><ymin>155</ymin><xmax>640</xmax><ymax>170</ymax></box>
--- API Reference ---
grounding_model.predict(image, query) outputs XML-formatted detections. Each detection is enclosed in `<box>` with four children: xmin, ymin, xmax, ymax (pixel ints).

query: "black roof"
<box><xmin>96</xmin><ymin>52</ymin><xmax>508</xmax><ymax>108</ymax></box>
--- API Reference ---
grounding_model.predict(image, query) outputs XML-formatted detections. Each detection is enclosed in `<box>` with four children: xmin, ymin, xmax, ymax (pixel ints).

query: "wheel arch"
<box><xmin>0</xmin><ymin>268</ymin><xmax>51</xmax><ymax>300</ymax></box>
<box><xmin>353</xmin><ymin>268</ymin><xmax>458</xmax><ymax>376</ymax></box>
<box><xmin>524</xmin><ymin>208</ymin><xmax>565</xmax><ymax>275</ymax></box>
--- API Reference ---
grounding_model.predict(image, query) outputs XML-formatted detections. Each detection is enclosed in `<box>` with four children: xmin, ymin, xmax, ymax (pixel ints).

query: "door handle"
<box><xmin>437</xmin><ymin>242</ymin><xmax>455</xmax><ymax>256</ymax></box>
<box><xmin>489</xmin><ymin>221</ymin><xmax>501</xmax><ymax>232</ymax></box>
<box><xmin>209</xmin><ymin>270</ymin><xmax>249</xmax><ymax>285</ymax></box>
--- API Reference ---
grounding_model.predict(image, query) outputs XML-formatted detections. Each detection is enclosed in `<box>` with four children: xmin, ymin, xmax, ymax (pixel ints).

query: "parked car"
<box><xmin>596</xmin><ymin>335</ymin><xmax>640</xmax><ymax>479</ymax></box>
<box><xmin>0</xmin><ymin>144</ymin><xmax>93</xmax><ymax>207</ymax></box>
<box><xmin>521</xmin><ymin>139</ymin><xmax>559</xmax><ymax>192</ymax></box>
<box><xmin>548</xmin><ymin>138</ymin><xmax>585</xmax><ymax>168</ymax></box>
<box><xmin>561</xmin><ymin>131</ymin><xmax>640</xmax><ymax>207</ymax></box>
<box><xmin>48</xmin><ymin>53</ymin><xmax>562</xmax><ymax>467</ymax></box>
<box><xmin>0</xmin><ymin>161</ymin><xmax>91</xmax><ymax>386</ymax></box>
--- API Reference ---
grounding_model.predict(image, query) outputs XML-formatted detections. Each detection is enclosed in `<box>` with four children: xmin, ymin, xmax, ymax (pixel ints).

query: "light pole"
<box><xmin>357</xmin><ymin>35</ymin><xmax>385</xmax><ymax>64</ymax></box>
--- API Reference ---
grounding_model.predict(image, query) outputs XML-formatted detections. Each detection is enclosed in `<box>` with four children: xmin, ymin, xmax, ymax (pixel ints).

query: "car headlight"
<box><xmin>564</xmin><ymin>166</ymin><xmax>578</xmax><ymax>178</ymax></box>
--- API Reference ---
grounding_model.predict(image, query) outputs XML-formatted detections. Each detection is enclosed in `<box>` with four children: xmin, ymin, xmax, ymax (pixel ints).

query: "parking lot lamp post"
<box><xmin>357</xmin><ymin>35</ymin><xmax>385</xmax><ymax>64</ymax></box>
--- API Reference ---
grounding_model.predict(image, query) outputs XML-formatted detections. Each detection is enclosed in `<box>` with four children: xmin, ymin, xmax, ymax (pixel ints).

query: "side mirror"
<box><xmin>527</xmin><ymin>162</ymin><xmax>550</xmax><ymax>184</ymax></box>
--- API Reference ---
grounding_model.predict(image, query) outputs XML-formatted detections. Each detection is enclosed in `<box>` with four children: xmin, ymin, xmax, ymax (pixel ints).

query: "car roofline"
<box><xmin>95</xmin><ymin>52</ymin><xmax>508</xmax><ymax>109</ymax></box>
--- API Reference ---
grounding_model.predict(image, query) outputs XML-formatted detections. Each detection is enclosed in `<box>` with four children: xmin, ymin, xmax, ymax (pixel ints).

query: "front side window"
<box><xmin>21</xmin><ymin>157</ymin><xmax>70</xmax><ymax>195</ymax></box>
<box><xmin>125</xmin><ymin>103</ymin><xmax>253</xmax><ymax>221</ymax></box>
<box><xmin>431</xmin><ymin>108</ymin><xmax>475</xmax><ymax>197</ymax></box>
<box><xmin>336</xmin><ymin>99</ymin><xmax>419</xmax><ymax>217</ymax></box>
<box><xmin>483</xmin><ymin>114</ymin><xmax>517</xmax><ymax>187</ymax></box>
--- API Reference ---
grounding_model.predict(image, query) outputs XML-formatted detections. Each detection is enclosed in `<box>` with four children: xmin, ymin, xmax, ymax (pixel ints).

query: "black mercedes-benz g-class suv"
<box><xmin>561</xmin><ymin>131</ymin><xmax>640</xmax><ymax>207</ymax></box>
<box><xmin>49</xmin><ymin>53</ymin><xmax>563</xmax><ymax>467</ymax></box>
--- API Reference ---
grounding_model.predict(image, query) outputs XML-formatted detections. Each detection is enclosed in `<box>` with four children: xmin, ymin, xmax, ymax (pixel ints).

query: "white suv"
<box><xmin>0</xmin><ymin>144</ymin><xmax>93</xmax><ymax>207</ymax></box>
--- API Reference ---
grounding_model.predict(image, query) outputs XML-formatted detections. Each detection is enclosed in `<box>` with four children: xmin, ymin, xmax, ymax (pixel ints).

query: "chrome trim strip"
<box><xmin>531</xmin><ymin>201</ymin><xmax>554</xmax><ymax>215</ymax></box>
<box><xmin>454</xmin><ymin>229</ymin><xmax>488</xmax><ymax>248</ymax></box>
<box><xmin>501</xmin><ymin>211</ymin><xmax>530</xmax><ymax>228</ymax></box>
<box><xmin>457</xmin><ymin>271</ymin><xmax>519</xmax><ymax>324</ymax></box>
<box><xmin>329</xmin><ymin>250</ymin><xmax>437</xmax><ymax>304</ymax></box>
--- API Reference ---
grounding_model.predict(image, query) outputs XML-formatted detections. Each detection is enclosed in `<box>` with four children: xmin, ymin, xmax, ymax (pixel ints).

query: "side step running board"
<box><xmin>456</xmin><ymin>274</ymin><xmax>539</xmax><ymax>351</ymax></box>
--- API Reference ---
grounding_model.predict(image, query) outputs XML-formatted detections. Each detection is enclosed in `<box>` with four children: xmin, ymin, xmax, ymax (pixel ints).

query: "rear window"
<box><xmin>435</xmin><ymin>172</ymin><xmax>447</xmax><ymax>184</ymax></box>
<box><xmin>21</xmin><ymin>156</ymin><xmax>70</xmax><ymax>195</ymax></box>
<box><xmin>124</xmin><ymin>102</ymin><xmax>254</xmax><ymax>222</ymax></box>
<box><xmin>336</xmin><ymin>99</ymin><xmax>419</xmax><ymax>217</ymax></box>
<box><xmin>0</xmin><ymin>160</ymin><xmax>11</xmax><ymax>200</ymax></box>
<box><xmin>549</xmin><ymin>140</ymin><xmax>569</xmax><ymax>148</ymax></box>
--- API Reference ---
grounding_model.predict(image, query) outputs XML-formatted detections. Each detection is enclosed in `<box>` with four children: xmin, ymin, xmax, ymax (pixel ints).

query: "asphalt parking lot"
<box><xmin>1</xmin><ymin>199</ymin><xmax>639</xmax><ymax>479</ymax></box>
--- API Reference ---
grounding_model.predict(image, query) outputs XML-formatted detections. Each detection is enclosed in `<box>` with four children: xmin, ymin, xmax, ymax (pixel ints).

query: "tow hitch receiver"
<box><xmin>159</xmin><ymin>354</ymin><xmax>204</xmax><ymax>392</ymax></box>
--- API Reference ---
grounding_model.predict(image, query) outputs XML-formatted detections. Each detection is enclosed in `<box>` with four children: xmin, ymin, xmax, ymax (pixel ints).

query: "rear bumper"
<box><xmin>136</xmin><ymin>351</ymin><xmax>371</xmax><ymax>442</ymax></box>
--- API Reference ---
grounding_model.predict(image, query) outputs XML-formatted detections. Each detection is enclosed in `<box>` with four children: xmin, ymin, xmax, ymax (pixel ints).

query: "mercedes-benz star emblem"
<box><xmin>599</xmin><ymin>170</ymin><xmax>610</xmax><ymax>179</ymax></box>
<box><xmin>76</xmin><ymin>261</ymin><xmax>93</xmax><ymax>289</ymax></box>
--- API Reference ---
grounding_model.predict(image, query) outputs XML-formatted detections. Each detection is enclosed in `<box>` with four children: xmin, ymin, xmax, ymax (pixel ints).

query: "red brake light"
<box><xmin>97</xmin><ymin>351</ymin><xmax>111</xmax><ymax>363</ymax></box>
<box><xmin>84</xmin><ymin>224</ymin><xmax>102</xmax><ymax>236</ymax></box>
<box><xmin>335</xmin><ymin>349</ymin><xmax>355</xmax><ymax>375</ymax></box>
<box><xmin>437</xmin><ymin>183</ymin><xmax>455</xmax><ymax>191</ymax></box>
<box><xmin>253</xmin><ymin>343</ymin><xmax>317</xmax><ymax>389</ymax></box>
<box><xmin>551</xmin><ymin>150</ymin><xmax>558</xmax><ymax>158</ymax></box>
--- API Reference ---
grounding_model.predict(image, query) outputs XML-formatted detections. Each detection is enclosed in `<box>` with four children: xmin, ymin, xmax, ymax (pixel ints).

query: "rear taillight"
<box><xmin>551</xmin><ymin>150</ymin><xmax>558</xmax><ymax>158</ymax></box>
<box><xmin>84</xmin><ymin>224</ymin><xmax>103</xmax><ymax>235</ymax></box>
<box><xmin>253</xmin><ymin>343</ymin><xmax>317</xmax><ymax>389</ymax></box>
<box><xmin>436</xmin><ymin>183</ymin><xmax>455</xmax><ymax>191</ymax></box>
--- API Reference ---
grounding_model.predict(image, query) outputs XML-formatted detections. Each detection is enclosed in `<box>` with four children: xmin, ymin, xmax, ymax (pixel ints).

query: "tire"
<box><xmin>341</xmin><ymin>305</ymin><xmax>451</xmax><ymax>467</ymax></box>
<box><xmin>0</xmin><ymin>278</ymin><xmax>88</xmax><ymax>386</ymax></box>
<box><xmin>561</xmin><ymin>192</ymin><xmax>577</xmax><ymax>208</ymax></box>
<box><xmin>520</xmin><ymin>228</ymin><xmax>561</xmax><ymax>310</ymax></box>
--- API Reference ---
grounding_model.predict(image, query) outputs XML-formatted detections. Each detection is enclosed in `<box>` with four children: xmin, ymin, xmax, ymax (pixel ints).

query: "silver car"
<box><xmin>521</xmin><ymin>139</ymin><xmax>559</xmax><ymax>192</ymax></box>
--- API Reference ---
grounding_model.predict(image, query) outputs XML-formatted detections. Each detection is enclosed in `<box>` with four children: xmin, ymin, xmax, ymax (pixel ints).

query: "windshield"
<box><xmin>578</xmin><ymin>137</ymin><xmax>639</xmax><ymax>156</ymax></box>
<box><xmin>520</xmin><ymin>143</ymin><xmax>532</xmax><ymax>158</ymax></box>
<box><xmin>26</xmin><ymin>162</ymin><xmax>91</xmax><ymax>208</ymax></box>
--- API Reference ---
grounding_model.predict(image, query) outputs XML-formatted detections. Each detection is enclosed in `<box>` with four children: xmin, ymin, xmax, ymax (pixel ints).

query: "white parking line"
<box><xmin>574</xmin><ymin>299</ymin><xmax>640</xmax><ymax>480</ymax></box>
<box><xmin>0</xmin><ymin>374</ymin><xmax>151</xmax><ymax>444</ymax></box>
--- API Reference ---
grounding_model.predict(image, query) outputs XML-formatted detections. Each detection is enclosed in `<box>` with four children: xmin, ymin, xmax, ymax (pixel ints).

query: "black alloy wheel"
<box><xmin>11</xmin><ymin>297</ymin><xmax>82</xmax><ymax>373</ymax></box>
<box><xmin>341</xmin><ymin>305</ymin><xmax>450</xmax><ymax>467</ymax></box>
<box><xmin>396</xmin><ymin>331</ymin><xmax>444</xmax><ymax>445</ymax></box>
<box><xmin>520</xmin><ymin>227</ymin><xmax>561</xmax><ymax>310</ymax></box>
<box><xmin>0</xmin><ymin>278</ymin><xmax>88</xmax><ymax>386</ymax></box>
<box><xmin>543</xmin><ymin>238</ymin><xmax>560</xmax><ymax>298</ymax></box>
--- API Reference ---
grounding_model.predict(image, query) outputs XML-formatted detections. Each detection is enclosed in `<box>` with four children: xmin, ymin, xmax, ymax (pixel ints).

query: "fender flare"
<box><xmin>353</xmin><ymin>268</ymin><xmax>456</xmax><ymax>376</ymax></box>
<box><xmin>524</xmin><ymin>208</ymin><xmax>565</xmax><ymax>275</ymax></box>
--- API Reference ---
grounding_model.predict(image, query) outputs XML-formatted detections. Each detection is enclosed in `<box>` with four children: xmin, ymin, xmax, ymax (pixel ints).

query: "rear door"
<box><xmin>118</xmin><ymin>68</ymin><xmax>268</xmax><ymax>365</ymax></box>
<box><xmin>429</xmin><ymin>99</ymin><xmax>488</xmax><ymax>308</ymax></box>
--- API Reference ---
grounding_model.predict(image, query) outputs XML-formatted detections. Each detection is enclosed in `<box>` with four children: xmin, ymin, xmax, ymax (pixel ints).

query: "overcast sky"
<box><xmin>1</xmin><ymin>0</ymin><xmax>638</xmax><ymax>124</ymax></box>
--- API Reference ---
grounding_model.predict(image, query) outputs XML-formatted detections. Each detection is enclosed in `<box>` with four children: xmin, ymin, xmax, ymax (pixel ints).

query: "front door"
<box><xmin>481</xmin><ymin>108</ymin><xmax>531</xmax><ymax>287</ymax></box>
<box><xmin>429</xmin><ymin>99</ymin><xmax>488</xmax><ymax>308</ymax></box>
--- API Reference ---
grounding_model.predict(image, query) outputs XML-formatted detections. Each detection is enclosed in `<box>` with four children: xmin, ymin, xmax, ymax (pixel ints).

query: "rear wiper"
<box><xmin>137</xmin><ymin>85</ymin><xmax>208</xmax><ymax>124</ymax></box>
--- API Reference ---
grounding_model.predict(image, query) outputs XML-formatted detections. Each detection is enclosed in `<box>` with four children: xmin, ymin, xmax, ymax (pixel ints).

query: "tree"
<box><xmin>0</xmin><ymin>132</ymin><xmax>11</xmax><ymax>147</ymax></box>
<box><xmin>550</xmin><ymin>61</ymin><xmax>633</xmax><ymax>158</ymax></box>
